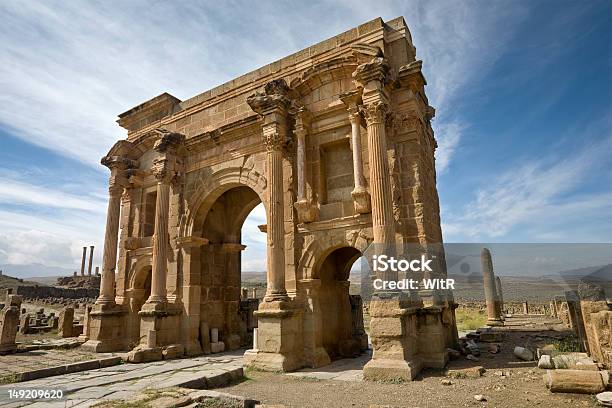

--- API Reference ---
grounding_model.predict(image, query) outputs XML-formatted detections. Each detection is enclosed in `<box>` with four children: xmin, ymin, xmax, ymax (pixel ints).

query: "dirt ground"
<box><xmin>222</xmin><ymin>323</ymin><xmax>599</xmax><ymax>408</ymax></box>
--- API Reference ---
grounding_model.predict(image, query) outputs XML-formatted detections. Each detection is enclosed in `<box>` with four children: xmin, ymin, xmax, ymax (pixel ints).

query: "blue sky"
<box><xmin>0</xmin><ymin>1</ymin><xmax>610</xmax><ymax>276</ymax></box>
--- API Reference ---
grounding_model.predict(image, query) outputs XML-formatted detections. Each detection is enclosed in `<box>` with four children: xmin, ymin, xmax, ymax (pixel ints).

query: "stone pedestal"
<box><xmin>82</xmin><ymin>303</ymin><xmax>126</xmax><ymax>352</ymax></box>
<box><xmin>363</xmin><ymin>294</ymin><xmax>422</xmax><ymax>381</ymax></box>
<box><xmin>243</xmin><ymin>300</ymin><xmax>303</xmax><ymax>372</ymax></box>
<box><xmin>138</xmin><ymin>302</ymin><xmax>183</xmax><ymax>351</ymax></box>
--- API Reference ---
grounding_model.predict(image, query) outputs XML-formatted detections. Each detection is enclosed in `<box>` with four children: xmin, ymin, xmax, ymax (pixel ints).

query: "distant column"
<box><xmin>95</xmin><ymin>266</ymin><xmax>100</xmax><ymax>276</ymax></box>
<box><xmin>495</xmin><ymin>276</ymin><xmax>504</xmax><ymax>317</ymax></box>
<box><xmin>481</xmin><ymin>248</ymin><xmax>502</xmax><ymax>326</ymax></box>
<box><xmin>87</xmin><ymin>246</ymin><xmax>94</xmax><ymax>276</ymax></box>
<box><xmin>80</xmin><ymin>247</ymin><xmax>87</xmax><ymax>276</ymax></box>
<box><xmin>523</xmin><ymin>301</ymin><xmax>529</xmax><ymax>315</ymax></box>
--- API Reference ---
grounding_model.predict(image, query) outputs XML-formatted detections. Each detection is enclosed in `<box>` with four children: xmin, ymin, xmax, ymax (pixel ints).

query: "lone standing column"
<box><xmin>353</xmin><ymin>58</ymin><xmax>396</xmax><ymax>283</ymax></box>
<box><xmin>87</xmin><ymin>246</ymin><xmax>94</xmax><ymax>276</ymax></box>
<box><xmin>80</xmin><ymin>247</ymin><xmax>87</xmax><ymax>276</ymax></box>
<box><xmin>247</xmin><ymin>80</ymin><xmax>291</xmax><ymax>302</ymax></box>
<box><xmin>481</xmin><ymin>248</ymin><xmax>502</xmax><ymax>326</ymax></box>
<box><xmin>96</xmin><ymin>156</ymin><xmax>130</xmax><ymax>305</ymax></box>
<box><xmin>340</xmin><ymin>90</ymin><xmax>371</xmax><ymax>214</ymax></box>
<box><xmin>495</xmin><ymin>276</ymin><xmax>504</xmax><ymax>317</ymax></box>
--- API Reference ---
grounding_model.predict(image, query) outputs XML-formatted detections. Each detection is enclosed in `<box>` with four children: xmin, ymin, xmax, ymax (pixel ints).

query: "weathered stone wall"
<box><xmin>16</xmin><ymin>286</ymin><xmax>98</xmax><ymax>300</ymax></box>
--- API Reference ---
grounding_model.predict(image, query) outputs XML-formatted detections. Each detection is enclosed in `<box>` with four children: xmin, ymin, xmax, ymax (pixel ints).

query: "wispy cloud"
<box><xmin>0</xmin><ymin>177</ymin><xmax>106</xmax><ymax>213</ymax></box>
<box><xmin>443</xmin><ymin>134</ymin><xmax>612</xmax><ymax>241</ymax></box>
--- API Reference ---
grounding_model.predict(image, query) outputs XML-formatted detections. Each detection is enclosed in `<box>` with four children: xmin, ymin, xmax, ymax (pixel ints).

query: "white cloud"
<box><xmin>434</xmin><ymin>122</ymin><xmax>463</xmax><ymax>174</ymax></box>
<box><xmin>443</xmin><ymin>135</ymin><xmax>612</xmax><ymax>241</ymax></box>
<box><xmin>0</xmin><ymin>177</ymin><xmax>106</xmax><ymax>213</ymax></box>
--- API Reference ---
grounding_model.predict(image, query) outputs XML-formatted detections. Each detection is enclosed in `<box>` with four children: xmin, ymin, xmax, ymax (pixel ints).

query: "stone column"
<box><xmin>247</xmin><ymin>80</ymin><xmax>290</xmax><ymax>302</ymax></box>
<box><xmin>146</xmin><ymin>167</ymin><xmax>171</xmax><ymax>305</ymax></box>
<box><xmin>495</xmin><ymin>276</ymin><xmax>504</xmax><ymax>317</ymax></box>
<box><xmin>481</xmin><ymin>248</ymin><xmax>502</xmax><ymax>326</ymax></box>
<box><xmin>80</xmin><ymin>246</ymin><xmax>87</xmax><ymax>276</ymax></box>
<box><xmin>293</xmin><ymin>108</ymin><xmax>318</xmax><ymax>223</ymax></box>
<box><xmin>340</xmin><ymin>90</ymin><xmax>371</xmax><ymax>214</ymax></box>
<box><xmin>96</xmin><ymin>157</ymin><xmax>129</xmax><ymax>305</ymax></box>
<box><xmin>244</xmin><ymin>80</ymin><xmax>303</xmax><ymax>372</ymax></box>
<box><xmin>353</xmin><ymin>58</ymin><xmax>396</xmax><ymax>256</ymax></box>
<box><xmin>87</xmin><ymin>246</ymin><xmax>94</xmax><ymax>276</ymax></box>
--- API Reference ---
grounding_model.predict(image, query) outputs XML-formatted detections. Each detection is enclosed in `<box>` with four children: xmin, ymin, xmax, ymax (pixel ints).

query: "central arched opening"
<box><xmin>196</xmin><ymin>185</ymin><xmax>263</xmax><ymax>351</ymax></box>
<box><xmin>317</xmin><ymin>246</ymin><xmax>368</xmax><ymax>359</ymax></box>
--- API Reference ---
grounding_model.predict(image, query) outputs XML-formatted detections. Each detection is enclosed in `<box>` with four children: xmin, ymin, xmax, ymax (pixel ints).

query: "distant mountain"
<box><xmin>543</xmin><ymin>263</ymin><xmax>612</xmax><ymax>282</ymax></box>
<box><xmin>0</xmin><ymin>263</ymin><xmax>74</xmax><ymax>279</ymax></box>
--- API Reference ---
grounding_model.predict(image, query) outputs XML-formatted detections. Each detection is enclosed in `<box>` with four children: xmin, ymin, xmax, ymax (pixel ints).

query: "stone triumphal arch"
<box><xmin>83</xmin><ymin>17</ymin><xmax>458</xmax><ymax>380</ymax></box>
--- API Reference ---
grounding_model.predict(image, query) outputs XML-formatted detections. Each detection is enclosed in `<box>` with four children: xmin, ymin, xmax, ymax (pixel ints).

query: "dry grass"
<box><xmin>455</xmin><ymin>308</ymin><xmax>487</xmax><ymax>331</ymax></box>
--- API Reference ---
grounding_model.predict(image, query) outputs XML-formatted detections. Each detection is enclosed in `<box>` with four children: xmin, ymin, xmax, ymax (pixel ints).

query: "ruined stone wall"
<box><xmin>16</xmin><ymin>286</ymin><xmax>98</xmax><ymax>300</ymax></box>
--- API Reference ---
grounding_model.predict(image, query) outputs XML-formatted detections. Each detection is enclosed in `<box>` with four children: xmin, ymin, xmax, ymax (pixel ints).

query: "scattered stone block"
<box><xmin>544</xmin><ymin>369</ymin><xmax>607</xmax><ymax>394</ymax></box>
<box><xmin>58</xmin><ymin>307</ymin><xmax>74</xmax><ymax>338</ymax></box>
<box><xmin>514</xmin><ymin>346</ymin><xmax>534</xmax><ymax>361</ymax></box>
<box><xmin>163</xmin><ymin>344</ymin><xmax>185</xmax><ymax>360</ymax></box>
<box><xmin>538</xmin><ymin>355</ymin><xmax>554</xmax><ymax>369</ymax></box>
<box><xmin>596</xmin><ymin>391</ymin><xmax>612</xmax><ymax>407</ymax></box>
<box><xmin>446</xmin><ymin>366</ymin><xmax>485</xmax><ymax>379</ymax></box>
<box><xmin>211</xmin><ymin>341</ymin><xmax>225</xmax><ymax>353</ymax></box>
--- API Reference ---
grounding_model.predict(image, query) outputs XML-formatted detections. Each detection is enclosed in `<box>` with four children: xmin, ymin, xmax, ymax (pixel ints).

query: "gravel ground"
<box><xmin>222</xmin><ymin>326</ymin><xmax>599</xmax><ymax>408</ymax></box>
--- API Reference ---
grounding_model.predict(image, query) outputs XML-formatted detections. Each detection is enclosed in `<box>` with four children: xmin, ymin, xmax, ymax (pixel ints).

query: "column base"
<box><xmin>81</xmin><ymin>303</ymin><xmax>127</xmax><ymax>353</ymax></box>
<box><xmin>138</xmin><ymin>302</ymin><xmax>182</xmax><ymax>349</ymax></box>
<box><xmin>363</xmin><ymin>358</ymin><xmax>422</xmax><ymax>381</ymax></box>
<box><xmin>294</xmin><ymin>200</ymin><xmax>319</xmax><ymax>223</ymax></box>
<box><xmin>352</xmin><ymin>187</ymin><xmax>371</xmax><ymax>214</ymax></box>
<box><xmin>244</xmin><ymin>300</ymin><xmax>304</xmax><ymax>372</ymax></box>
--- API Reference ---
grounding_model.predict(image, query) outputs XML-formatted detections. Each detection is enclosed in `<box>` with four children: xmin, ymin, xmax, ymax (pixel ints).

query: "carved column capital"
<box><xmin>152</xmin><ymin>157</ymin><xmax>172</xmax><ymax>183</ymax></box>
<box><xmin>362</xmin><ymin>100</ymin><xmax>389</xmax><ymax>126</ymax></box>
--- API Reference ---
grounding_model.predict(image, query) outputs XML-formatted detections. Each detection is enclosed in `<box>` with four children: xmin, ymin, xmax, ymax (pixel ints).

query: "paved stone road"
<box><xmin>0</xmin><ymin>348</ymin><xmax>114</xmax><ymax>378</ymax></box>
<box><xmin>0</xmin><ymin>350</ymin><xmax>244</xmax><ymax>408</ymax></box>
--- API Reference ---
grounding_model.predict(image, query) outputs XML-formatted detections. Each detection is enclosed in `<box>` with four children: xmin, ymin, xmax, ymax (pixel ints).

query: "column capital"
<box><xmin>362</xmin><ymin>100</ymin><xmax>389</xmax><ymax>126</ymax></box>
<box><xmin>340</xmin><ymin>90</ymin><xmax>363</xmax><ymax>124</ymax></box>
<box><xmin>294</xmin><ymin>107</ymin><xmax>313</xmax><ymax>138</ymax></box>
<box><xmin>152</xmin><ymin>157</ymin><xmax>173</xmax><ymax>183</ymax></box>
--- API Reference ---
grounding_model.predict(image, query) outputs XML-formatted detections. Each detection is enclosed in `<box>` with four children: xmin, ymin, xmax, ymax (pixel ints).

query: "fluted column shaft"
<box><xmin>364</xmin><ymin>103</ymin><xmax>395</xmax><ymax>245</ymax></box>
<box><xmin>97</xmin><ymin>184</ymin><xmax>123</xmax><ymax>304</ymax></box>
<box><xmin>296</xmin><ymin>130</ymin><xmax>306</xmax><ymax>202</ymax></box>
<box><xmin>148</xmin><ymin>181</ymin><xmax>170</xmax><ymax>304</ymax></box>
<box><xmin>265</xmin><ymin>143</ymin><xmax>287</xmax><ymax>301</ymax></box>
